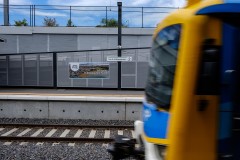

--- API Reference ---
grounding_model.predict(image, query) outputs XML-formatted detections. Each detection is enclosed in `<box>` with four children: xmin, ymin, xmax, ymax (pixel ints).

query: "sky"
<box><xmin>0</xmin><ymin>0</ymin><xmax>186</xmax><ymax>27</ymax></box>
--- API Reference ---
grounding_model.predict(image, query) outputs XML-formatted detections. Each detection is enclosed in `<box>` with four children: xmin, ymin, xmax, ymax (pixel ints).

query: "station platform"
<box><xmin>0</xmin><ymin>88</ymin><xmax>145</xmax><ymax>120</ymax></box>
<box><xmin>0</xmin><ymin>88</ymin><xmax>144</xmax><ymax>102</ymax></box>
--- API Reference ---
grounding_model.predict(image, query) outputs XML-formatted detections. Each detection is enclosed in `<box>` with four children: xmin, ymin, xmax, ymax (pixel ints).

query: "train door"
<box><xmin>218</xmin><ymin>23</ymin><xmax>240</xmax><ymax>160</ymax></box>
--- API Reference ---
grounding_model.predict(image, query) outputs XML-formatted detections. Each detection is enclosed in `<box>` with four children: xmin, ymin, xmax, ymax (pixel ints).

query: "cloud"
<box><xmin>130</xmin><ymin>0</ymin><xmax>152</xmax><ymax>6</ymax></box>
<box><xmin>47</xmin><ymin>0</ymin><xmax>108</xmax><ymax>6</ymax></box>
<box><xmin>47</xmin><ymin>0</ymin><xmax>186</xmax><ymax>7</ymax></box>
<box><xmin>121</xmin><ymin>8</ymin><xmax>177</xmax><ymax>27</ymax></box>
<box><xmin>0</xmin><ymin>0</ymin><xmax>33</xmax><ymax>5</ymax></box>
<box><xmin>9</xmin><ymin>8</ymin><xmax>67</xmax><ymax>17</ymax></box>
<box><xmin>35</xmin><ymin>11</ymin><xmax>67</xmax><ymax>17</ymax></box>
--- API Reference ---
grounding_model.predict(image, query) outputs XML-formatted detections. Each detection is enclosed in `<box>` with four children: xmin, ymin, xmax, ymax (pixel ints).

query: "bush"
<box><xmin>66</xmin><ymin>19</ymin><xmax>75</xmax><ymax>27</ymax></box>
<box><xmin>43</xmin><ymin>17</ymin><xmax>59</xmax><ymax>27</ymax></box>
<box><xmin>14</xmin><ymin>19</ymin><xmax>28</xmax><ymax>26</ymax></box>
<box><xmin>96</xmin><ymin>18</ymin><xmax>128</xmax><ymax>27</ymax></box>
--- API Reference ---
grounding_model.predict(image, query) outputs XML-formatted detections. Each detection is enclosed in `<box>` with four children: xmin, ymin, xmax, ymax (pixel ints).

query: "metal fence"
<box><xmin>0</xmin><ymin>47</ymin><xmax>151</xmax><ymax>89</ymax></box>
<box><xmin>0</xmin><ymin>5</ymin><xmax>177</xmax><ymax>28</ymax></box>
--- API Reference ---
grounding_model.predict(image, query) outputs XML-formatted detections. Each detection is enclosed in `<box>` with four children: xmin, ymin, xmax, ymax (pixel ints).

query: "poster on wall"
<box><xmin>69</xmin><ymin>62</ymin><xmax>110</xmax><ymax>79</ymax></box>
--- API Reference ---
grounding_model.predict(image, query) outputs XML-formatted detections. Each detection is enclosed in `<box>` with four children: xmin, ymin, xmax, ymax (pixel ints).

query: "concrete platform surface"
<box><xmin>0</xmin><ymin>88</ymin><xmax>144</xmax><ymax>102</ymax></box>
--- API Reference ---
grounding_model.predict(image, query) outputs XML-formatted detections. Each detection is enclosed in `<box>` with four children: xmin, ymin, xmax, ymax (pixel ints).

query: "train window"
<box><xmin>196</xmin><ymin>39</ymin><xmax>220</xmax><ymax>95</ymax></box>
<box><xmin>145</xmin><ymin>24</ymin><xmax>181</xmax><ymax>110</ymax></box>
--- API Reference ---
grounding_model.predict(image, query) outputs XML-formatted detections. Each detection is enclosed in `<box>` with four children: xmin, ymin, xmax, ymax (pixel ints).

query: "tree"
<box><xmin>43</xmin><ymin>17</ymin><xmax>59</xmax><ymax>27</ymax></box>
<box><xmin>66</xmin><ymin>19</ymin><xmax>75</xmax><ymax>27</ymax></box>
<box><xmin>14</xmin><ymin>19</ymin><xmax>28</xmax><ymax>26</ymax></box>
<box><xmin>96</xmin><ymin>18</ymin><xmax>128</xmax><ymax>27</ymax></box>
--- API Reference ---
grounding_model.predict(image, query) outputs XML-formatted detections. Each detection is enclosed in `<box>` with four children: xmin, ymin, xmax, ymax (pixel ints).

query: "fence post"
<box><xmin>30</xmin><ymin>5</ymin><xmax>32</xmax><ymax>26</ymax></box>
<box><xmin>117</xmin><ymin>2</ymin><xmax>122</xmax><ymax>90</ymax></box>
<box><xmin>34</xmin><ymin>5</ymin><xmax>36</xmax><ymax>26</ymax></box>
<box><xmin>142</xmin><ymin>7</ymin><xmax>143</xmax><ymax>28</ymax></box>
<box><xmin>70</xmin><ymin>6</ymin><xmax>72</xmax><ymax>22</ymax></box>
<box><xmin>106</xmin><ymin>6</ymin><xmax>108</xmax><ymax>27</ymax></box>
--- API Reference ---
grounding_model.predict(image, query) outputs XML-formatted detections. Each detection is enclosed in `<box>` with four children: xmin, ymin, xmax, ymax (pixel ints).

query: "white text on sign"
<box><xmin>107</xmin><ymin>56</ymin><xmax>133</xmax><ymax>62</ymax></box>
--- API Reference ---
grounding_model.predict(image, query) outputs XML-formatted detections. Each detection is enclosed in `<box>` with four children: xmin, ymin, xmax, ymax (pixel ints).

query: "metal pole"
<box><xmin>53</xmin><ymin>52</ymin><xmax>57</xmax><ymax>88</ymax></box>
<box><xmin>4</xmin><ymin>0</ymin><xmax>9</xmax><ymax>26</ymax></box>
<box><xmin>117</xmin><ymin>2</ymin><xmax>122</xmax><ymax>90</ymax></box>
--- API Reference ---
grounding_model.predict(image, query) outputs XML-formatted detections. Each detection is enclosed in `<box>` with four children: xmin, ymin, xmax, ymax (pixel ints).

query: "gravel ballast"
<box><xmin>0</xmin><ymin>142</ymin><xmax>112</xmax><ymax>160</ymax></box>
<box><xmin>0</xmin><ymin>118</ymin><xmax>134</xmax><ymax>126</ymax></box>
<box><xmin>0</xmin><ymin>118</ymin><xmax>136</xmax><ymax>160</ymax></box>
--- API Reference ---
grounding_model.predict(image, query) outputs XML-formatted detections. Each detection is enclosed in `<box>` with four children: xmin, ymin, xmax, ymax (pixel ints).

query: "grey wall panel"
<box><xmin>0</xmin><ymin>35</ymin><xmax>17</xmax><ymax>54</ymax></box>
<box><xmin>39</xmin><ymin>54</ymin><xmax>53</xmax><ymax>86</ymax></box>
<box><xmin>122</xmin><ymin>62</ymin><xmax>136</xmax><ymax>74</ymax></box>
<box><xmin>103</xmin><ymin>50</ymin><xmax>118</xmax><ymax>61</ymax></box>
<box><xmin>50</xmin><ymin>35</ymin><xmax>78</xmax><ymax>51</ymax></box>
<box><xmin>8</xmin><ymin>55</ymin><xmax>22</xmax><ymax>86</ymax></box>
<box><xmin>122</xmin><ymin>76</ymin><xmax>135</xmax><ymax>88</ymax></box>
<box><xmin>57</xmin><ymin>65</ymin><xmax>71</xmax><ymax>87</ymax></box>
<box><xmin>24</xmin><ymin>54</ymin><xmax>37</xmax><ymax>86</ymax></box>
<box><xmin>122</xmin><ymin>49</ymin><xmax>136</xmax><ymax>61</ymax></box>
<box><xmin>137</xmin><ymin>49</ymin><xmax>150</xmax><ymax>62</ymax></box>
<box><xmin>19</xmin><ymin>35</ymin><xmax>48</xmax><ymax>53</ymax></box>
<box><xmin>137</xmin><ymin>62</ymin><xmax>148</xmax><ymax>88</ymax></box>
<box><xmin>103</xmin><ymin>63</ymin><xmax>118</xmax><ymax>88</ymax></box>
<box><xmin>88</xmin><ymin>79</ymin><xmax>102</xmax><ymax>87</ymax></box>
<box><xmin>78</xmin><ymin>35</ymin><xmax>108</xmax><ymax>50</ymax></box>
<box><xmin>103</xmin><ymin>52</ymin><xmax>118</xmax><ymax>88</ymax></box>
<box><xmin>107</xmin><ymin>36</ymin><xmax>118</xmax><ymax>49</ymax></box>
<box><xmin>72</xmin><ymin>52</ymin><xmax>87</xmax><ymax>62</ymax></box>
<box><xmin>88</xmin><ymin>51</ymin><xmax>102</xmax><ymax>62</ymax></box>
<box><xmin>0</xmin><ymin>56</ymin><xmax>7</xmax><ymax>85</ymax></box>
<box><xmin>57</xmin><ymin>53</ymin><xmax>73</xmax><ymax>87</ymax></box>
<box><xmin>139</xmin><ymin>36</ymin><xmax>152</xmax><ymax>47</ymax></box>
<box><xmin>73</xmin><ymin>79</ymin><xmax>87</xmax><ymax>87</ymax></box>
<box><xmin>122</xmin><ymin>36</ymin><xmax>138</xmax><ymax>48</ymax></box>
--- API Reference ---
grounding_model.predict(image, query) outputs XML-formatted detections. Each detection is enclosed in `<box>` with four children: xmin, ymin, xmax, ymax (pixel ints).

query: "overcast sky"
<box><xmin>0</xmin><ymin>0</ymin><xmax>186</xmax><ymax>27</ymax></box>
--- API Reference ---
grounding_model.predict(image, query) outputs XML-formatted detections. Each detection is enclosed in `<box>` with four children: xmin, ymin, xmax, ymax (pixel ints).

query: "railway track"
<box><xmin>0</xmin><ymin>123</ymin><xmax>135</xmax><ymax>145</ymax></box>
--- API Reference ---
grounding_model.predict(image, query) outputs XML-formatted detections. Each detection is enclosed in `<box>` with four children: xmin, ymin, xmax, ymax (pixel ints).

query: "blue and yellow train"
<box><xmin>108</xmin><ymin>0</ymin><xmax>240</xmax><ymax>159</ymax></box>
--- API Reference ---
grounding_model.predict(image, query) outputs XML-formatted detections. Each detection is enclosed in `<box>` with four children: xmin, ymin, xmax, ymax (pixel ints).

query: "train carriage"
<box><xmin>108</xmin><ymin>0</ymin><xmax>240</xmax><ymax>159</ymax></box>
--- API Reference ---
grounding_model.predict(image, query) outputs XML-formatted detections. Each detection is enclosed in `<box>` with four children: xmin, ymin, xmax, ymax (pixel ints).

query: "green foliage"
<box><xmin>43</xmin><ymin>17</ymin><xmax>59</xmax><ymax>27</ymax></box>
<box><xmin>96</xmin><ymin>18</ymin><xmax>128</xmax><ymax>27</ymax></box>
<box><xmin>14</xmin><ymin>19</ymin><xmax>28</xmax><ymax>26</ymax></box>
<box><xmin>66</xmin><ymin>19</ymin><xmax>75</xmax><ymax>27</ymax></box>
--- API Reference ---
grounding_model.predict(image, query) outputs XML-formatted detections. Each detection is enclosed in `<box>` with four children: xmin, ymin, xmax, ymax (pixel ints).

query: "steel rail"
<box><xmin>0</xmin><ymin>123</ymin><xmax>134</xmax><ymax>129</ymax></box>
<box><xmin>0</xmin><ymin>136</ymin><xmax>115</xmax><ymax>142</ymax></box>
